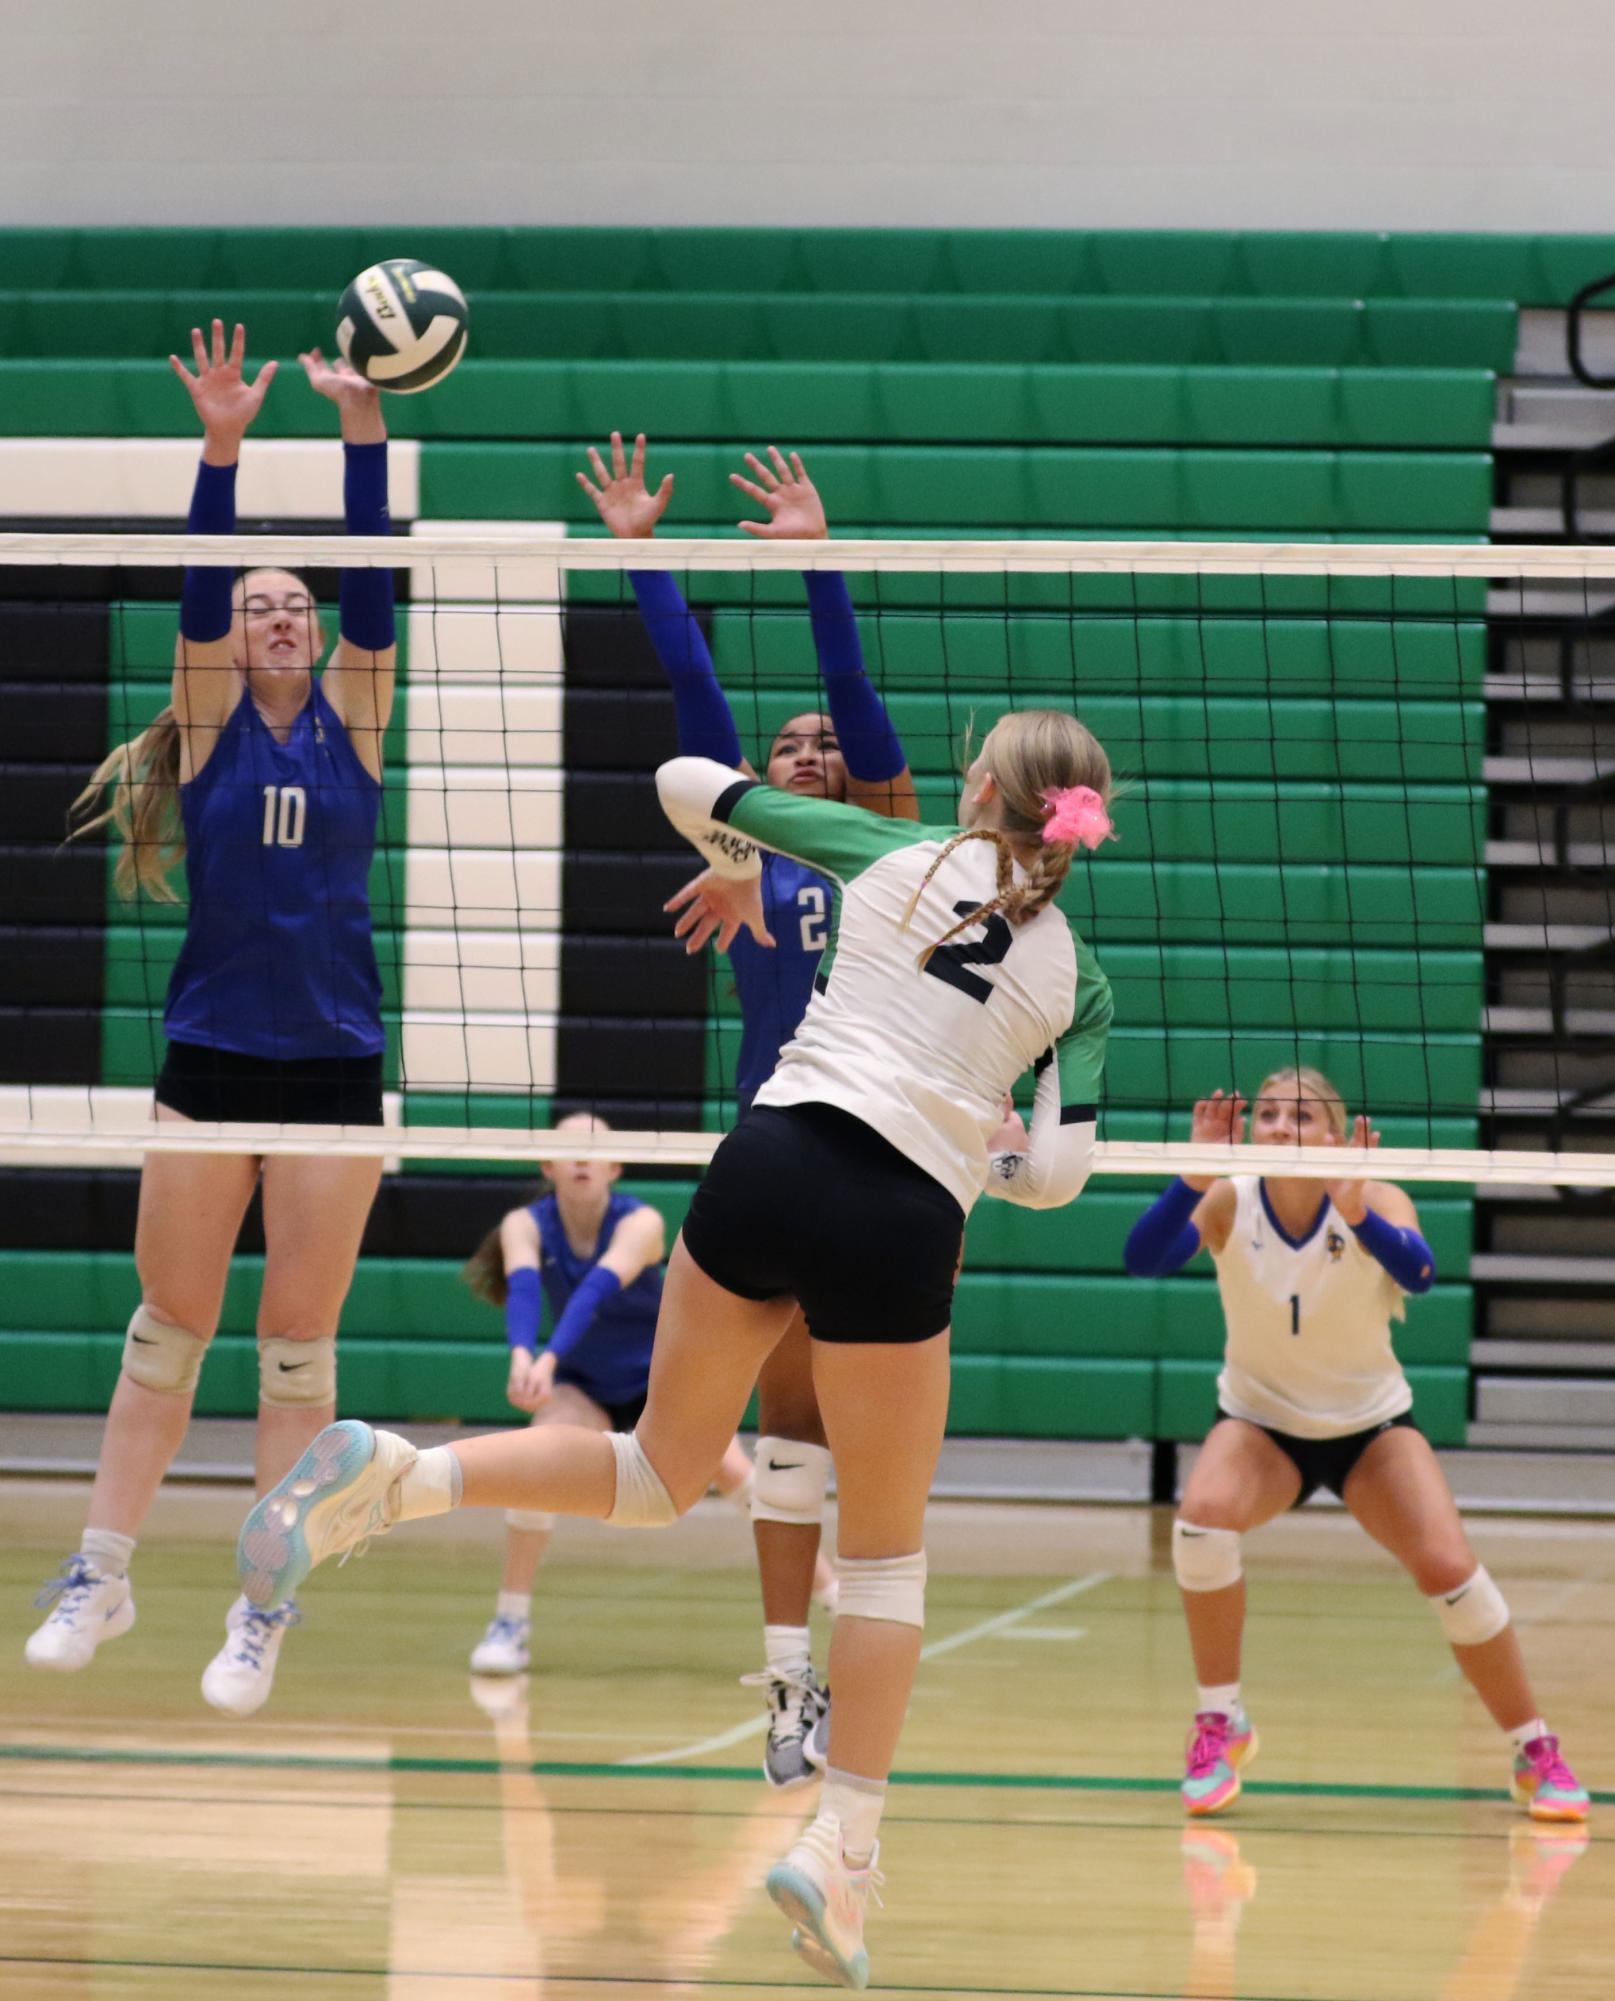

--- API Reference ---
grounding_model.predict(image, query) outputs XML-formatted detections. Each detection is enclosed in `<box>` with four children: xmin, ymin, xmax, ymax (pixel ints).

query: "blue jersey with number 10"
<box><xmin>164</xmin><ymin>681</ymin><xmax>384</xmax><ymax>1062</ymax></box>
<box><xmin>729</xmin><ymin>851</ymin><xmax>834</xmax><ymax>1098</ymax></box>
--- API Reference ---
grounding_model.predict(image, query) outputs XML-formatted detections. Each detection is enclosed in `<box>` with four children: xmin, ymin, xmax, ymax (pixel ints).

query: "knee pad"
<box><xmin>122</xmin><ymin>1304</ymin><xmax>206</xmax><ymax>1397</ymax></box>
<box><xmin>1173</xmin><ymin>1519</ymin><xmax>1243</xmax><ymax>1593</ymax></box>
<box><xmin>835</xmin><ymin>1551</ymin><xmax>927</xmax><ymax>1630</ymax></box>
<box><xmin>1431</xmin><ymin>1565</ymin><xmax>1510</xmax><ymax>1647</ymax></box>
<box><xmin>605</xmin><ymin>1431</ymin><xmax>679</xmax><ymax>1529</ymax></box>
<box><xmin>506</xmin><ymin>1508</ymin><xmax>556</xmax><ymax>1534</ymax></box>
<box><xmin>259</xmin><ymin>1335</ymin><xmax>337</xmax><ymax>1409</ymax></box>
<box><xmin>751</xmin><ymin>1437</ymin><xmax>832</xmax><ymax>1527</ymax></box>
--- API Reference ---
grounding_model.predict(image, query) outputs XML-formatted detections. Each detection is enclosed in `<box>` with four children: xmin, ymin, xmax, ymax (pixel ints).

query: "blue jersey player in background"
<box><xmin>31</xmin><ymin>321</ymin><xmax>397</xmax><ymax>1722</ymax></box>
<box><xmin>461</xmin><ymin>1112</ymin><xmax>762</xmax><ymax>1675</ymax></box>
<box><xmin>578</xmin><ymin>433</ymin><xmax>917</xmax><ymax>1787</ymax></box>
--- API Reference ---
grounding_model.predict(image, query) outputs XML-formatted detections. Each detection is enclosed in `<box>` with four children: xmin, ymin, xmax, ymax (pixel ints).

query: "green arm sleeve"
<box><xmin>719</xmin><ymin>775</ymin><xmax>938</xmax><ymax>885</ymax></box>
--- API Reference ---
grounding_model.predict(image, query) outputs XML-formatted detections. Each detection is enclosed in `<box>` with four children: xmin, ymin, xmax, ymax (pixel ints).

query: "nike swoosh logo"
<box><xmin>1444</xmin><ymin>1587</ymin><xmax>1470</xmax><ymax>1605</ymax></box>
<box><xmin>1180</xmin><ymin>1527</ymin><xmax>1207</xmax><ymax>1537</ymax></box>
<box><xmin>130</xmin><ymin>1333</ymin><xmax>156</xmax><ymax>1345</ymax></box>
<box><xmin>278</xmin><ymin>1359</ymin><xmax>313</xmax><ymax>1373</ymax></box>
<box><xmin>767</xmin><ymin>1459</ymin><xmax>804</xmax><ymax>1472</ymax></box>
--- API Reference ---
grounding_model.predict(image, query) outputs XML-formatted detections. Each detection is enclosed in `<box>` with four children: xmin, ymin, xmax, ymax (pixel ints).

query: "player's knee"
<box><xmin>1173</xmin><ymin>1517</ymin><xmax>1244</xmax><ymax>1593</ymax></box>
<box><xmin>258</xmin><ymin>1334</ymin><xmax>337</xmax><ymax>1409</ymax></box>
<box><xmin>122</xmin><ymin>1303</ymin><xmax>207</xmax><ymax>1397</ymax></box>
<box><xmin>751</xmin><ymin>1437</ymin><xmax>832</xmax><ymax>1527</ymax></box>
<box><xmin>836</xmin><ymin>1550</ymin><xmax>927</xmax><ymax>1629</ymax></box>
<box><xmin>1429</xmin><ymin>1563</ymin><xmax>1510</xmax><ymax>1646</ymax></box>
<box><xmin>604</xmin><ymin>1431</ymin><xmax>684</xmax><ymax>1527</ymax></box>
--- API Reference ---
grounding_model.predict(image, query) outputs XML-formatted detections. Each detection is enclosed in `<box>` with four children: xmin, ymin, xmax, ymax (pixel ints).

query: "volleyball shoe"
<box><xmin>766</xmin><ymin>1815</ymin><xmax>882</xmax><ymax>1990</ymax></box>
<box><xmin>201</xmin><ymin>1595</ymin><xmax>301</xmax><ymax>1716</ymax></box>
<box><xmin>1511</xmin><ymin>1735</ymin><xmax>1590</xmax><ymax>1823</ymax></box>
<box><xmin>25</xmin><ymin>1556</ymin><xmax>135</xmax><ymax>1670</ymax></box>
<box><xmin>238</xmin><ymin>1419</ymin><xmax>416</xmax><ymax>1608</ymax></box>
<box><xmin>1181</xmin><ymin>1706</ymin><xmax>1259</xmax><ymax>1817</ymax></box>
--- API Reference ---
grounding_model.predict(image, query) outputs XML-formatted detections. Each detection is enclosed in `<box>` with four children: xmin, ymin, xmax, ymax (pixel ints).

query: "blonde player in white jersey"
<box><xmin>236</xmin><ymin>707</ymin><xmax>1115</xmax><ymax>1991</ymax></box>
<box><xmin>1124</xmin><ymin>1068</ymin><xmax>1588</xmax><ymax>1825</ymax></box>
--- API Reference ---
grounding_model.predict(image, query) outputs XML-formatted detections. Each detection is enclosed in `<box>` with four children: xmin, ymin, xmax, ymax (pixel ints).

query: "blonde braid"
<box><xmin>900</xmin><ymin>827</ymin><xmax>1021</xmax><ymax>967</ymax></box>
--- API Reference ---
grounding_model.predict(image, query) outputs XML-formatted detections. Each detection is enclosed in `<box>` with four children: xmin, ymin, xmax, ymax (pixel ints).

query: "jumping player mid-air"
<box><xmin>460</xmin><ymin>1111</ymin><xmax>762</xmax><ymax>1673</ymax></box>
<box><xmin>27</xmin><ymin>324</ymin><xmax>395</xmax><ymax>1719</ymax></box>
<box><xmin>578</xmin><ymin>431</ymin><xmax>917</xmax><ymax>1787</ymax></box>
<box><xmin>1125</xmin><ymin>1071</ymin><xmax>1589</xmax><ymax>1824</ymax></box>
<box><xmin>236</xmin><ymin>705</ymin><xmax>1116</xmax><ymax>1988</ymax></box>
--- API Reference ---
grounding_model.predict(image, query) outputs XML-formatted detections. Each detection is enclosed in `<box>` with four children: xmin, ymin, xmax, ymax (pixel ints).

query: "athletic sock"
<box><xmin>765</xmin><ymin>1623</ymin><xmax>813</xmax><ymax>1679</ymax></box>
<box><xmin>1508</xmin><ymin>1717</ymin><xmax>1550</xmax><ymax>1753</ymax></box>
<box><xmin>1197</xmin><ymin>1681</ymin><xmax>1242</xmax><ymax>1719</ymax></box>
<box><xmin>820</xmin><ymin>1767</ymin><xmax>887</xmax><ymax>1865</ymax></box>
<box><xmin>395</xmin><ymin>1444</ymin><xmax>463</xmax><ymax>1521</ymax></box>
<box><xmin>82</xmin><ymin>1527</ymin><xmax>136</xmax><ymax>1578</ymax></box>
<box><xmin>495</xmin><ymin>1590</ymin><xmax>531</xmax><ymax>1625</ymax></box>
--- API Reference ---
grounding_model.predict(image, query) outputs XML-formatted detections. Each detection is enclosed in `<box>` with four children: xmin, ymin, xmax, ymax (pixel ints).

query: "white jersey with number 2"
<box><xmin>1212</xmin><ymin>1175</ymin><xmax>1412</xmax><ymax>1440</ymax></box>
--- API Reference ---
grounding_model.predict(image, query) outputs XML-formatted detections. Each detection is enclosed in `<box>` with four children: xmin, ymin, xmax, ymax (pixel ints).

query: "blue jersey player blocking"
<box><xmin>578</xmin><ymin>433</ymin><xmax>917</xmax><ymax>1786</ymax></box>
<box><xmin>31</xmin><ymin>323</ymin><xmax>397</xmax><ymax>1721</ymax></box>
<box><xmin>460</xmin><ymin>1113</ymin><xmax>757</xmax><ymax>1676</ymax></box>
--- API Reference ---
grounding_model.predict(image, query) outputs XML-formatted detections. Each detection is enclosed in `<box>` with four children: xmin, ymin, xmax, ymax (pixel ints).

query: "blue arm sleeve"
<box><xmin>1350</xmin><ymin>1208</ymin><xmax>1436</xmax><ymax>1294</ymax></box>
<box><xmin>630</xmin><ymin>570</ymin><xmax>743</xmax><ymax>766</ymax></box>
<box><xmin>504</xmin><ymin>1268</ymin><xmax>543</xmax><ymax>1352</ymax></box>
<box><xmin>803</xmin><ymin>571</ymin><xmax>906</xmax><ymax>784</ymax></box>
<box><xmin>339</xmin><ymin>440</ymin><xmax>396</xmax><ymax>652</ymax></box>
<box><xmin>546</xmin><ymin>1264</ymin><xmax>623</xmax><ymax>1364</ymax></box>
<box><xmin>1123</xmin><ymin>1179</ymin><xmax>1205</xmax><ymax>1278</ymax></box>
<box><xmin>179</xmin><ymin>459</ymin><xmax>237</xmax><ymax>643</ymax></box>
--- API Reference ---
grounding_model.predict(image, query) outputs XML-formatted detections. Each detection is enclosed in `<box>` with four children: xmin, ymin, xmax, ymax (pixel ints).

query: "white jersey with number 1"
<box><xmin>1212</xmin><ymin>1175</ymin><xmax>1412</xmax><ymax>1441</ymax></box>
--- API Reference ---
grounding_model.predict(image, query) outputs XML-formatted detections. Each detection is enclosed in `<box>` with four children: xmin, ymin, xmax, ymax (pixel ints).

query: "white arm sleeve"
<box><xmin>655</xmin><ymin>757</ymin><xmax>764</xmax><ymax>881</ymax></box>
<box><xmin>984</xmin><ymin>1058</ymin><xmax>1096</xmax><ymax>1210</ymax></box>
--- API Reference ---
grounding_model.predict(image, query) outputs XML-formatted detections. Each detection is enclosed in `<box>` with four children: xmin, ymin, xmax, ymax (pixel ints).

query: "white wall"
<box><xmin>6</xmin><ymin>0</ymin><xmax>1613</xmax><ymax>232</ymax></box>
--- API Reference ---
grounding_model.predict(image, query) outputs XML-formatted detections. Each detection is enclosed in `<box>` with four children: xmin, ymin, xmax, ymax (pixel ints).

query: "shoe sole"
<box><xmin>24</xmin><ymin>1593</ymin><xmax>136</xmax><ymax>1673</ymax></box>
<box><xmin>238</xmin><ymin>1421</ymin><xmax>376</xmax><ymax>1608</ymax></box>
<box><xmin>1512</xmin><ymin>1781</ymin><xmax>1590</xmax><ymax>1824</ymax></box>
<box><xmin>1183</xmin><ymin>1727</ymin><xmax>1258</xmax><ymax>1819</ymax></box>
<box><xmin>468</xmin><ymin>1657</ymin><xmax>531</xmax><ymax>1676</ymax></box>
<box><xmin>766</xmin><ymin>1863</ymin><xmax>869</xmax><ymax>1991</ymax></box>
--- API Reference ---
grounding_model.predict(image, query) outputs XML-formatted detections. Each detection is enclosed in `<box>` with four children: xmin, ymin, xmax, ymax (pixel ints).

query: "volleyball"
<box><xmin>336</xmin><ymin>259</ymin><xmax>468</xmax><ymax>393</ymax></box>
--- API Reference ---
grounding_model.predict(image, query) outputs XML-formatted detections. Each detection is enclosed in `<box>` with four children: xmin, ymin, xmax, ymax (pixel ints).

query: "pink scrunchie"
<box><xmin>1042</xmin><ymin>784</ymin><xmax>1115</xmax><ymax>850</ymax></box>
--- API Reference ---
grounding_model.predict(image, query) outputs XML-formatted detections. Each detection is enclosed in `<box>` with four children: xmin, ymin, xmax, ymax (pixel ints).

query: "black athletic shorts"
<box><xmin>556</xmin><ymin>1373</ymin><xmax>647</xmax><ymax>1434</ymax></box>
<box><xmin>1218</xmin><ymin>1406</ymin><xmax>1421</xmax><ymax>1506</ymax></box>
<box><xmin>155</xmin><ymin>1039</ymin><xmax>385</xmax><ymax>1127</ymax></box>
<box><xmin>680</xmin><ymin>1102</ymin><xmax>965</xmax><ymax>1344</ymax></box>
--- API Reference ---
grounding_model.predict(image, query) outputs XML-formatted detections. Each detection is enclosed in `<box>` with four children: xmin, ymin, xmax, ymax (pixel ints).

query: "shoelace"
<box><xmin>229</xmin><ymin>1600</ymin><xmax>302</xmax><ymax>1671</ymax></box>
<box><xmin>1525</xmin><ymin>1736</ymin><xmax>1580</xmax><ymax>1790</ymax></box>
<box><xmin>1186</xmin><ymin>1712</ymin><xmax>1234</xmax><ymax>1778</ymax></box>
<box><xmin>33</xmin><ymin>1555</ymin><xmax>102</xmax><ymax>1617</ymax></box>
<box><xmin>740</xmin><ymin>1666</ymin><xmax>822</xmax><ymax>1746</ymax></box>
<box><xmin>483</xmin><ymin>1616</ymin><xmax>527</xmax><ymax>1646</ymax></box>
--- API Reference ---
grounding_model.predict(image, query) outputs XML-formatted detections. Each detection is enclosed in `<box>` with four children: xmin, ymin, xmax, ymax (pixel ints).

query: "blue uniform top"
<box><xmin>164</xmin><ymin>679</ymin><xmax>384</xmax><ymax>1062</ymax></box>
<box><xmin>531</xmin><ymin>1190</ymin><xmax>662</xmax><ymax>1405</ymax></box>
<box><xmin>731</xmin><ymin>852</ymin><xmax>834</xmax><ymax>1098</ymax></box>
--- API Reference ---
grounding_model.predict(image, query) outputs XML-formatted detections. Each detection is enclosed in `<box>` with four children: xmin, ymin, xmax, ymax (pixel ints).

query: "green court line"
<box><xmin>3</xmin><ymin>1740</ymin><xmax>1606</xmax><ymax>1806</ymax></box>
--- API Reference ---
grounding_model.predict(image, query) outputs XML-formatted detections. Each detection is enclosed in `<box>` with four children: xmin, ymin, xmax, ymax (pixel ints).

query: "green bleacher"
<box><xmin>0</xmin><ymin>224</ymin><xmax>1536</xmax><ymax>1448</ymax></box>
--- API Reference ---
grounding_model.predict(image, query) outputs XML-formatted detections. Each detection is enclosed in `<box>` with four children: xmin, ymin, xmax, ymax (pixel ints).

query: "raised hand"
<box><xmin>298</xmin><ymin>346</ymin><xmax>384</xmax><ymax>444</ymax></box>
<box><xmin>664</xmin><ymin>868</ymin><xmax>777</xmax><ymax>956</ymax></box>
<box><xmin>576</xmin><ymin>431</ymin><xmax>674</xmax><ymax>538</ymax></box>
<box><xmin>1184</xmin><ymin>1089</ymin><xmax>1247</xmax><ymax>1193</ymax></box>
<box><xmin>169</xmin><ymin>320</ymin><xmax>277</xmax><ymax>456</ymax></box>
<box><xmin>1321</xmin><ymin>1113</ymin><xmax>1380</xmax><ymax>1224</ymax></box>
<box><xmin>732</xmin><ymin>447</ymin><xmax>828</xmax><ymax>539</ymax></box>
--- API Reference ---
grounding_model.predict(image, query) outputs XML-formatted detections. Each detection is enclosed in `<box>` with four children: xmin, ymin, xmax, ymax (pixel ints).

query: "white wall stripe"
<box><xmin>0</xmin><ymin>438</ymin><xmax>419</xmax><ymax>520</ymax></box>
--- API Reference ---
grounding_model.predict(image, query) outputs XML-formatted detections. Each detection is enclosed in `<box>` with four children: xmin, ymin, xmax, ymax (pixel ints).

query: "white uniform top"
<box><xmin>1212</xmin><ymin>1175</ymin><xmax>1412</xmax><ymax>1441</ymax></box>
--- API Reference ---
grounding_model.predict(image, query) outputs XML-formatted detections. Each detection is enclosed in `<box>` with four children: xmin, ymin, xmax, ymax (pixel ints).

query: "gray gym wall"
<box><xmin>4</xmin><ymin>0</ymin><xmax>1611</xmax><ymax>230</ymax></box>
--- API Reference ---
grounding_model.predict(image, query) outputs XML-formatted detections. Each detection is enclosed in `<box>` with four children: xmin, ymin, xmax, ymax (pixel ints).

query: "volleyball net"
<box><xmin>3</xmin><ymin>530</ymin><xmax>1612</xmax><ymax>1187</ymax></box>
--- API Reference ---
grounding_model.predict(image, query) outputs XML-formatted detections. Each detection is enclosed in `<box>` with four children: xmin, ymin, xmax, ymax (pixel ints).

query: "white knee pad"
<box><xmin>259</xmin><ymin>1335</ymin><xmax>337</xmax><ymax>1408</ymax></box>
<box><xmin>1173</xmin><ymin>1519</ymin><xmax>1243</xmax><ymax>1593</ymax></box>
<box><xmin>605</xmin><ymin>1431</ymin><xmax>679</xmax><ymax>1528</ymax></box>
<box><xmin>835</xmin><ymin>1551</ymin><xmax>927</xmax><ymax>1629</ymax></box>
<box><xmin>1431</xmin><ymin>1565</ymin><xmax>1510</xmax><ymax>1647</ymax></box>
<box><xmin>506</xmin><ymin>1508</ymin><xmax>556</xmax><ymax>1534</ymax></box>
<box><xmin>122</xmin><ymin>1304</ymin><xmax>206</xmax><ymax>1397</ymax></box>
<box><xmin>751</xmin><ymin>1437</ymin><xmax>832</xmax><ymax>1527</ymax></box>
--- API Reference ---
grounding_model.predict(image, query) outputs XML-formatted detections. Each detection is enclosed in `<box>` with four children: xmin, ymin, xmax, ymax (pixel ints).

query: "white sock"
<box><xmin>496</xmin><ymin>1590</ymin><xmax>531</xmax><ymax>1624</ymax></box>
<box><xmin>395</xmin><ymin>1444</ymin><xmax>463</xmax><ymax>1522</ymax></box>
<box><xmin>765</xmin><ymin>1623</ymin><xmax>813</xmax><ymax>1678</ymax></box>
<box><xmin>82</xmin><ymin>1527</ymin><xmax>135</xmax><ymax>1578</ymax></box>
<box><xmin>1508</xmin><ymin>1717</ymin><xmax>1549</xmax><ymax>1753</ymax></box>
<box><xmin>821</xmin><ymin>1767</ymin><xmax>886</xmax><ymax>1866</ymax></box>
<box><xmin>1197</xmin><ymin>1682</ymin><xmax>1242</xmax><ymax>1719</ymax></box>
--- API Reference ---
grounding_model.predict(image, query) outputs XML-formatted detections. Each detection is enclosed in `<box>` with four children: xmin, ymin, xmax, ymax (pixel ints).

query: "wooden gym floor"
<box><xmin>0</xmin><ymin>1478</ymin><xmax>1610</xmax><ymax>1999</ymax></box>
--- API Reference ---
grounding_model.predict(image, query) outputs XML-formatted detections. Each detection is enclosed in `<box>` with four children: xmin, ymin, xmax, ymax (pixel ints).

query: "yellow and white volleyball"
<box><xmin>336</xmin><ymin>259</ymin><xmax>469</xmax><ymax>394</ymax></box>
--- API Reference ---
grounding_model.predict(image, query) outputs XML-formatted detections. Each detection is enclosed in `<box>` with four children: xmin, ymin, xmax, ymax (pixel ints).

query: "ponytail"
<box><xmin>67</xmin><ymin>707</ymin><xmax>185</xmax><ymax>902</ymax></box>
